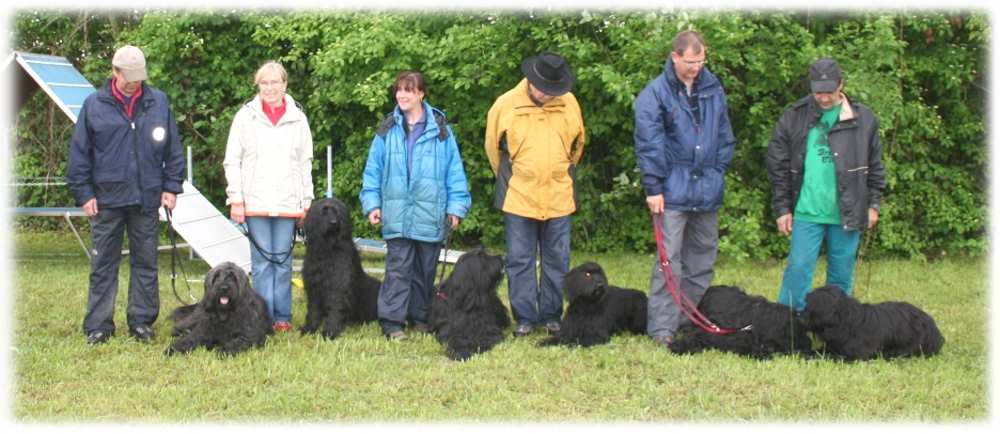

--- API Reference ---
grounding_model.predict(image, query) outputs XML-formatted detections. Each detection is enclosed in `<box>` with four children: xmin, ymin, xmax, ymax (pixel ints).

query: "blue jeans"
<box><xmin>778</xmin><ymin>219</ymin><xmax>862</xmax><ymax>311</ymax></box>
<box><xmin>246</xmin><ymin>216</ymin><xmax>296</xmax><ymax>323</ymax></box>
<box><xmin>504</xmin><ymin>213</ymin><xmax>571</xmax><ymax>327</ymax></box>
<box><xmin>378</xmin><ymin>237</ymin><xmax>441</xmax><ymax>334</ymax></box>
<box><xmin>83</xmin><ymin>205</ymin><xmax>160</xmax><ymax>335</ymax></box>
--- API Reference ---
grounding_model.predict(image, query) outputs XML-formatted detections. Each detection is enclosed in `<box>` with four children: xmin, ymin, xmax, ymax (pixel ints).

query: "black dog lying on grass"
<box><xmin>668</xmin><ymin>285</ymin><xmax>813</xmax><ymax>359</ymax></box>
<box><xmin>428</xmin><ymin>248</ymin><xmax>510</xmax><ymax>361</ymax></box>
<box><xmin>300</xmin><ymin>198</ymin><xmax>380</xmax><ymax>340</ymax></box>
<box><xmin>166</xmin><ymin>262</ymin><xmax>272</xmax><ymax>357</ymax></box>
<box><xmin>804</xmin><ymin>285</ymin><xmax>944</xmax><ymax>361</ymax></box>
<box><xmin>539</xmin><ymin>262</ymin><xmax>647</xmax><ymax>347</ymax></box>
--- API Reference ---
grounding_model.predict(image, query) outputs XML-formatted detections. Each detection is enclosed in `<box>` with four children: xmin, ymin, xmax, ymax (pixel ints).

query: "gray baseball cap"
<box><xmin>112</xmin><ymin>45</ymin><xmax>148</xmax><ymax>82</ymax></box>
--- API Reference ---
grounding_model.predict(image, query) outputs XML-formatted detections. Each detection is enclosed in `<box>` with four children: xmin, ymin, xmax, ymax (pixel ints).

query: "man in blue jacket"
<box><xmin>67</xmin><ymin>45</ymin><xmax>186</xmax><ymax>345</ymax></box>
<box><xmin>633</xmin><ymin>31</ymin><xmax>736</xmax><ymax>347</ymax></box>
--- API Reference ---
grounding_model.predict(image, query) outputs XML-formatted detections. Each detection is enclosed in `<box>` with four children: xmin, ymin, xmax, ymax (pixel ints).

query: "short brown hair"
<box><xmin>391</xmin><ymin>70</ymin><xmax>426</xmax><ymax>95</ymax></box>
<box><xmin>672</xmin><ymin>30</ymin><xmax>706</xmax><ymax>55</ymax></box>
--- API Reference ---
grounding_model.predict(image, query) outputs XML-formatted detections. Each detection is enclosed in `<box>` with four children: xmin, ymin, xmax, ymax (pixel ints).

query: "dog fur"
<box><xmin>668</xmin><ymin>285</ymin><xmax>813</xmax><ymax>359</ymax></box>
<box><xmin>166</xmin><ymin>262</ymin><xmax>272</xmax><ymax>356</ymax></box>
<box><xmin>300</xmin><ymin>197</ymin><xmax>380</xmax><ymax>340</ymax></box>
<box><xmin>539</xmin><ymin>262</ymin><xmax>648</xmax><ymax>347</ymax></box>
<box><xmin>428</xmin><ymin>248</ymin><xmax>510</xmax><ymax>361</ymax></box>
<box><xmin>804</xmin><ymin>285</ymin><xmax>944</xmax><ymax>361</ymax></box>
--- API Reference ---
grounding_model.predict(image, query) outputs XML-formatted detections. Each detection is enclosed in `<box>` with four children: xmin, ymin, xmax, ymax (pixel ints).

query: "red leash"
<box><xmin>652</xmin><ymin>213</ymin><xmax>739</xmax><ymax>335</ymax></box>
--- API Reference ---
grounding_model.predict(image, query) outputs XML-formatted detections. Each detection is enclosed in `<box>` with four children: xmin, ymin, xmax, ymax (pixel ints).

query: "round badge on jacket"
<box><xmin>152</xmin><ymin>126</ymin><xmax>166</xmax><ymax>142</ymax></box>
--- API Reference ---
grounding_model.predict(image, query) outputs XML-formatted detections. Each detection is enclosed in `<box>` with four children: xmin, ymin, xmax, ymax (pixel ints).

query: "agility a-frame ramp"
<box><xmin>7</xmin><ymin>50</ymin><xmax>251</xmax><ymax>271</ymax></box>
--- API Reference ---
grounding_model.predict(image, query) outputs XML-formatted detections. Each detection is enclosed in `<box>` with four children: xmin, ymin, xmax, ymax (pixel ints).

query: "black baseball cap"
<box><xmin>809</xmin><ymin>58</ymin><xmax>843</xmax><ymax>93</ymax></box>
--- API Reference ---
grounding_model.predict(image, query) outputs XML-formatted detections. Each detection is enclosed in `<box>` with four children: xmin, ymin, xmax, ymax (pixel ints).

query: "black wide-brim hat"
<box><xmin>521</xmin><ymin>51</ymin><xmax>575</xmax><ymax>96</ymax></box>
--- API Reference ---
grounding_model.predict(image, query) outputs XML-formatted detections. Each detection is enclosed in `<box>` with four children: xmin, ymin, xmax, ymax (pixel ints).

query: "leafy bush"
<box><xmin>11</xmin><ymin>10</ymin><xmax>987</xmax><ymax>259</ymax></box>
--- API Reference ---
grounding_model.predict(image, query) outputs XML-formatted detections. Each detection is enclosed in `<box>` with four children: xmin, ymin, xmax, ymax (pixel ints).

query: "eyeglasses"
<box><xmin>681</xmin><ymin>59</ymin><xmax>707</xmax><ymax>66</ymax></box>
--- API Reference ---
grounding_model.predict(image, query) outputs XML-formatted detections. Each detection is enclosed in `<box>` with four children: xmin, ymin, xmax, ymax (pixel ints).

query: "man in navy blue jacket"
<box><xmin>66</xmin><ymin>45</ymin><xmax>186</xmax><ymax>345</ymax></box>
<box><xmin>633</xmin><ymin>31</ymin><xmax>736</xmax><ymax>347</ymax></box>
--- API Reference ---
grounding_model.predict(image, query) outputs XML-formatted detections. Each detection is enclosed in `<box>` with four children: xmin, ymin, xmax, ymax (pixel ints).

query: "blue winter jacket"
<box><xmin>634</xmin><ymin>59</ymin><xmax>736</xmax><ymax>212</ymax></box>
<box><xmin>67</xmin><ymin>80</ymin><xmax>186</xmax><ymax>210</ymax></box>
<box><xmin>360</xmin><ymin>102</ymin><xmax>471</xmax><ymax>243</ymax></box>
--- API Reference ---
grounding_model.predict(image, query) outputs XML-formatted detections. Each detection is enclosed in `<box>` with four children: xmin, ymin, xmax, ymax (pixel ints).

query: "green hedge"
<box><xmin>11</xmin><ymin>10</ymin><xmax>988</xmax><ymax>259</ymax></box>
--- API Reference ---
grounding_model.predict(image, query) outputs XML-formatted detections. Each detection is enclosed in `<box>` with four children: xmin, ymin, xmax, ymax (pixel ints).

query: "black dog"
<box><xmin>166</xmin><ymin>262</ymin><xmax>272</xmax><ymax>356</ymax></box>
<box><xmin>804</xmin><ymin>285</ymin><xmax>944</xmax><ymax>361</ymax></box>
<box><xmin>668</xmin><ymin>285</ymin><xmax>813</xmax><ymax>359</ymax></box>
<box><xmin>540</xmin><ymin>262</ymin><xmax>647</xmax><ymax>347</ymax></box>
<box><xmin>301</xmin><ymin>197</ymin><xmax>380</xmax><ymax>340</ymax></box>
<box><xmin>428</xmin><ymin>248</ymin><xmax>510</xmax><ymax>361</ymax></box>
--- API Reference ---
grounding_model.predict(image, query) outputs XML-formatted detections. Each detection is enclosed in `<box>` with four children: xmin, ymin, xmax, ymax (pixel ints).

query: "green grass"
<box><xmin>10</xmin><ymin>230</ymin><xmax>989</xmax><ymax>422</ymax></box>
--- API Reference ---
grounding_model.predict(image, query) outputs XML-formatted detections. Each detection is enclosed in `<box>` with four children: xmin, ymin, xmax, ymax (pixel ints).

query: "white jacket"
<box><xmin>223</xmin><ymin>94</ymin><xmax>314</xmax><ymax>217</ymax></box>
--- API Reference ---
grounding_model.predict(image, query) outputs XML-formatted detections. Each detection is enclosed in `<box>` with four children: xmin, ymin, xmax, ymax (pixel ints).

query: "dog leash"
<box><xmin>854</xmin><ymin>222</ymin><xmax>877</xmax><ymax>301</ymax></box>
<box><xmin>436</xmin><ymin>218</ymin><xmax>454</xmax><ymax>288</ymax></box>
<box><xmin>238</xmin><ymin>220</ymin><xmax>297</xmax><ymax>265</ymax></box>
<box><xmin>651</xmin><ymin>213</ymin><xmax>742</xmax><ymax>335</ymax></box>
<box><xmin>164</xmin><ymin>207</ymin><xmax>196</xmax><ymax>306</ymax></box>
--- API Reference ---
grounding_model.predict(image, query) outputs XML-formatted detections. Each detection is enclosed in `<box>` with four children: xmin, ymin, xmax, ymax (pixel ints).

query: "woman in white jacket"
<box><xmin>223</xmin><ymin>61</ymin><xmax>313</xmax><ymax>332</ymax></box>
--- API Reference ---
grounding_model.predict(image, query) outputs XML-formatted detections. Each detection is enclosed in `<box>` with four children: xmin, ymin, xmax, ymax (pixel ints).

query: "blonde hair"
<box><xmin>254</xmin><ymin>61</ymin><xmax>287</xmax><ymax>85</ymax></box>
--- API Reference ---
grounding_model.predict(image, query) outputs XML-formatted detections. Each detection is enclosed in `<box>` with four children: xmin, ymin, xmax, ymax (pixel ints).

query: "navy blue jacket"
<box><xmin>634</xmin><ymin>59</ymin><xmax>736</xmax><ymax>212</ymax></box>
<box><xmin>67</xmin><ymin>80</ymin><xmax>185</xmax><ymax>210</ymax></box>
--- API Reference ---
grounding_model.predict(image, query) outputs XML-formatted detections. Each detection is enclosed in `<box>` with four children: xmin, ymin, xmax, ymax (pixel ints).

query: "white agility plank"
<box><xmin>159</xmin><ymin>181</ymin><xmax>252</xmax><ymax>273</ymax></box>
<box><xmin>353</xmin><ymin>237</ymin><xmax>464</xmax><ymax>264</ymax></box>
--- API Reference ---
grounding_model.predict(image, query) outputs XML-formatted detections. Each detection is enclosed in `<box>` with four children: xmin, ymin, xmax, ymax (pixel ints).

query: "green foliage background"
<box><xmin>11</xmin><ymin>10</ymin><xmax>988</xmax><ymax>260</ymax></box>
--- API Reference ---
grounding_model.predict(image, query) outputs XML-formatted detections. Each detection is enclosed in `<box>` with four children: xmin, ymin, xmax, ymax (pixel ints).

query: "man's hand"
<box><xmin>448</xmin><ymin>214</ymin><xmax>460</xmax><ymax>230</ymax></box>
<box><xmin>368</xmin><ymin>209</ymin><xmax>381</xmax><ymax>225</ymax></box>
<box><xmin>82</xmin><ymin>198</ymin><xmax>98</xmax><ymax>217</ymax></box>
<box><xmin>645</xmin><ymin>194</ymin><xmax>664</xmax><ymax>215</ymax></box>
<box><xmin>776</xmin><ymin>213</ymin><xmax>793</xmax><ymax>236</ymax></box>
<box><xmin>230</xmin><ymin>202</ymin><xmax>245</xmax><ymax>224</ymax></box>
<box><xmin>161</xmin><ymin>192</ymin><xmax>177</xmax><ymax>210</ymax></box>
<box><xmin>868</xmin><ymin>208</ymin><xmax>880</xmax><ymax>230</ymax></box>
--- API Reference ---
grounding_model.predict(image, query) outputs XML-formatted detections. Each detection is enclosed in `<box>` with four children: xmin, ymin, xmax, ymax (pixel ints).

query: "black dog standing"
<box><xmin>804</xmin><ymin>285</ymin><xmax>944</xmax><ymax>361</ymax></box>
<box><xmin>166</xmin><ymin>262</ymin><xmax>272</xmax><ymax>357</ymax></box>
<box><xmin>300</xmin><ymin>198</ymin><xmax>380</xmax><ymax>340</ymax></box>
<box><xmin>428</xmin><ymin>248</ymin><xmax>510</xmax><ymax>360</ymax></box>
<box><xmin>540</xmin><ymin>262</ymin><xmax>647</xmax><ymax>348</ymax></box>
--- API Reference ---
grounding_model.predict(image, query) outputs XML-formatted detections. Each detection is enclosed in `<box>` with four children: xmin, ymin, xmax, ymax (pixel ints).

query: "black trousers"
<box><xmin>82</xmin><ymin>206</ymin><xmax>160</xmax><ymax>335</ymax></box>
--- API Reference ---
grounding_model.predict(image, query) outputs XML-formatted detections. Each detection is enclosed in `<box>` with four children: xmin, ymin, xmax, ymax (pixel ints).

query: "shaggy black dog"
<box><xmin>668</xmin><ymin>285</ymin><xmax>813</xmax><ymax>359</ymax></box>
<box><xmin>165</xmin><ymin>262</ymin><xmax>272</xmax><ymax>356</ymax></box>
<box><xmin>428</xmin><ymin>248</ymin><xmax>510</xmax><ymax>361</ymax></box>
<box><xmin>804</xmin><ymin>285</ymin><xmax>944</xmax><ymax>361</ymax></box>
<box><xmin>301</xmin><ymin>197</ymin><xmax>380</xmax><ymax>340</ymax></box>
<box><xmin>539</xmin><ymin>262</ymin><xmax>647</xmax><ymax>347</ymax></box>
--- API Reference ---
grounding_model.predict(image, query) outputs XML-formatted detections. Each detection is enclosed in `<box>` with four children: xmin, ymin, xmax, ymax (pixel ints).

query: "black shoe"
<box><xmin>129</xmin><ymin>325</ymin><xmax>155</xmax><ymax>343</ymax></box>
<box><xmin>86</xmin><ymin>330</ymin><xmax>111</xmax><ymax>345</ymax></box>
<box><xmin>513</xmin><ymin>324</ymin><xmax>533</xmax><ymax>337</ymax></box>
<box><xmin>544</xmin><ymin>321</ymin><xmax>561</xmax><ymax>334</ymax></box>
<box><xmin>410</xmin><ymin>322</ymin><xmax>432</xmax><ymax>333</ymax></box>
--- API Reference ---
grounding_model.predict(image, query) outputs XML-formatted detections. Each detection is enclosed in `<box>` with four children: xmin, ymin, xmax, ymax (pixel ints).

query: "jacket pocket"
<box><xmin>664</xmin><ymin>166</ymin><xmax>690</xmax><ymax>206</ymax></box>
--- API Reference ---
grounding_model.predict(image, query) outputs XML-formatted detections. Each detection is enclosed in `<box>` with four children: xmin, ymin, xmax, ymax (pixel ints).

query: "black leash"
<box><xmin>436</xmin><ymin>219</ymin><xmax>454</xmax><ymax>287</ymax></box>
<box><xmin>164</xmin><ymin>207</ymin><xmax>196</xmax><ymax>306</ymax></box>
<box><xmin>238</xmin><ymin>220</ymin><xmax>297</xmax><ymax>265</ymax></box>
<box><xmin>854</xmin><ymin>222</ymin><xmax>877</xmax><ymax>300</ymax></box>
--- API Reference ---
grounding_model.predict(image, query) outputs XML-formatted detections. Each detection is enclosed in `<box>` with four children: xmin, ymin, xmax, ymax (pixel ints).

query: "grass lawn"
<box><xmin>8</xmin><ymin>230</ymin><xmax>989</xmax><ymax>422</ymax></box>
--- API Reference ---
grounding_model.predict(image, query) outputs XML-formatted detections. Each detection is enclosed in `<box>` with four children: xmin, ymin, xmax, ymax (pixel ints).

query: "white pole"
<box><xmin>326</xmin><ymin>145</ymin><xmax>333</xmax><ymax>198</ymax></box>
<box><xmin>186</xmin><ymin>145</ymin><xmax>194</xmax><ymax>259</ymax></box>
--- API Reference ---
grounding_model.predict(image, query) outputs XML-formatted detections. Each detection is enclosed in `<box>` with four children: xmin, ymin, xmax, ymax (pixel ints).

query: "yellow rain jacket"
<box><xmin>484</xmin><ymin>79</ymin><xmax>586</xmax><ymax>220</ymax></box>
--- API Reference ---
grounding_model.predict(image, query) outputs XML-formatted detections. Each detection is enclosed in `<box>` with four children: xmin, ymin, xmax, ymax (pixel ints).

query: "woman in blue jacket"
<box><xmin>360</xmin><ymin>71</ymin><xmax>471</xmax><ymax>341</ymax></box>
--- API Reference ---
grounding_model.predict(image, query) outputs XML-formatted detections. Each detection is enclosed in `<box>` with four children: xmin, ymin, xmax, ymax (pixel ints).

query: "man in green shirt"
<box><xmin>765</xmin><ymin>58</ymin><xmax>886</xmax><ymax>311</ymax></box>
